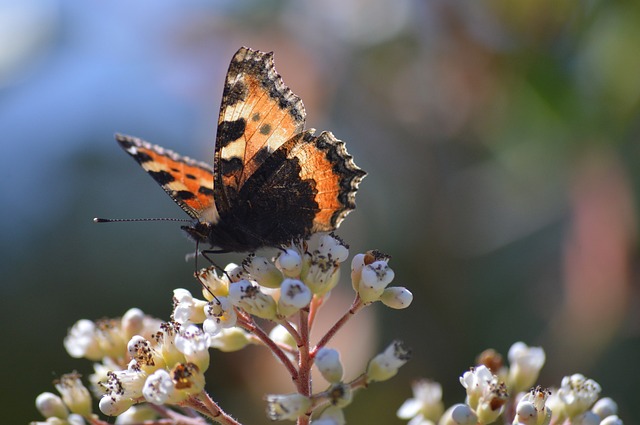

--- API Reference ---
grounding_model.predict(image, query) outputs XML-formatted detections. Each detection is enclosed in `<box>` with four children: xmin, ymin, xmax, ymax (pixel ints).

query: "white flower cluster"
<box><xmin>32</xmin><ymin>234</ymin><xmax>413</xmax><ymax>424</ymax></box>
<box><xmin>398</xmin><ymin>342</ymin><xmax>623</xmax><ymax>425</ymax></box>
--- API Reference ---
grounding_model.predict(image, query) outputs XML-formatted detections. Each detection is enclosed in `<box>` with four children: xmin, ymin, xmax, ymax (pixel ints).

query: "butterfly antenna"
<box><xmin>93</xmin><ymin>217</ymin><xmax>192</xmax><ymax>223</ymax></box>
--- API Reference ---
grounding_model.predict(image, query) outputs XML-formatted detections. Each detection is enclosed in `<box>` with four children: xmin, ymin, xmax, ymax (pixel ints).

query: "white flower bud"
<box><xmin>600</xmin><ymin>415</ymin><xmax>623</xmax><ymax>425</ymax></box>
<box><xmin>209</xmin><ymin>328</ymin><xmax>252</xmax><ymax>352</ymax></box>
<box><xmin>35</xmin><ymin>392</ymin><xmax>69</xmax><ymax>419</ymax></box>
<box><xmin>243</xmin><ymin>255</ymin><xmax>283</xmax><ymax>288</ymax></box>
<box><xmin>276</xmin><ymin>248</ymin><xmax>303</xmax><ymax>277</ymax></box>
<box><xmin>440</xmin><ymin>403</ymin><xmax>478</xmax><ymax>425</ymax></box>
<box><xmin>380</xmin><ymin>287</ymin><xmax>413</xmax><ymax>309</ymax></box>
<box><xmin>113</xmin><ymin>405</ymin><xmax>157</xmax><ymax>423</ymax></box>
<box><xmin>265</xmin><ymin>393</ymin><xmax>311</xmax><ymax>421</ymax></box>
<box><xmin>121</xmin><ymin>308</ymin><xmax>145</xmax><ymax>339</ymax></box>
<box><xmin>315</xmin><ymin>348</ymin><xmax>344</xmax><ymax>383</ymax></box>
<box><xmin>592</xmin><ymin>397</ymin><xmax>617</xmax><ymax>419</ymax></box>
<box><xmin>99</xmin><ymin>393</ymin><xmax>134</xmax><ymax>416</ymax></box>
<box><xmin>64</xmin><ymin>319</ymin><xmax>101</xmax><ymax>360</ymax></box>
<box><xmin>571</xmin><ymin>411</ymin><xmax>600</xmax><ymax>425</ymax></box>
<box><xmin>508</xmin><ymin>342</ymin><xmax>545</xmax><ymax>393</ymax></box>
<box><xmin>54</xmin><ymin>373</ymin><xmax>92</xmax><ymax>417</ymax></box>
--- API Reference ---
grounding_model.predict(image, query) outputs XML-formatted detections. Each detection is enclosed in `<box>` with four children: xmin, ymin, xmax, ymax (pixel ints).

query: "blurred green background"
<box><xmin>2</xmin><ymin>1</ymin><xmax>639</xmax><ymax>424</ymax></box>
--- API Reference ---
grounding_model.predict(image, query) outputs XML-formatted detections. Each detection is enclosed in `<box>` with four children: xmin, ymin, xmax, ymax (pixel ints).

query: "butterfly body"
<box><xmin>117</xmin><ymin>47</ymin><xmax>365</xmax><ymax>252</ymax></box>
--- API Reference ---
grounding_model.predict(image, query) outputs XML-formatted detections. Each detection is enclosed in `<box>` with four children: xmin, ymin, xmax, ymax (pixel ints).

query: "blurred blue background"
<box><xmin>2</xmin><ymin>1</ymin><xmax>639</xmax><ymax>424</ymax></box>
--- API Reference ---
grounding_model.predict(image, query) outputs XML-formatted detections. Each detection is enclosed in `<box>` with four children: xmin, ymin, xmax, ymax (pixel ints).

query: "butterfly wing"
<box><xmin>288</xmin><ymin>131</ymin><xmax>366</xmax><ymax>232</ymax></box>
<box><xmin>238</xmin><ymin>129</ymin><xmax>366</xmax><ymax>234</ymax></box>
<box><xmin>116</xmin><ymin>134</ymin><xmax>217</xmax><ymax>221</ymax></box>
<box><xmin>214</xmin><ymin>47</ymin><xmax>306</xmax><ymax>213</ymax></box>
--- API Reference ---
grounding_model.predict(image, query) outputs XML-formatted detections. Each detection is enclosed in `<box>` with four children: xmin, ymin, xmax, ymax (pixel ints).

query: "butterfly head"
<box><xmin>181</xmin><ymin>221</ymin><xmax>212</xmax><ymax>244</ymax></box>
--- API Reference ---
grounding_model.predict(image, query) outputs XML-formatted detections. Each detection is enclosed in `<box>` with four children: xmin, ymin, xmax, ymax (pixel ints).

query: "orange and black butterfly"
<box><xmin>116</xmin><ymin>47</ymin><xmax>365</xmax><ymax>252</ymax></box>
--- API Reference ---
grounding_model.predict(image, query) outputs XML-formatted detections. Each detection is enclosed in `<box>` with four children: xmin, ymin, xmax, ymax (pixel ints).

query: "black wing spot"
<box><xmin>223</xmin><ymin>81</ymin><xmax>248</xmax><ymax>107</ymax></box>
<box><xmin>253</xmin><ymin>147</ymin><xmax>271</xmax><ymax>165</ymax></box>
<box><xmin>185</xmin><ymin>173</ymin><xmax>197</xmax><ymax>180</ymax></box>
<box><xmin>132</xmin><ymin>151</ymin><xmax>153</xmax><ymax>164</ymax></box>
<box><xmin>259</xmin><ymin>123</ymin><xmax>272</xmax><ymax>135</ymax></box>
<box><xmin>252</xmin><ymin>112</ymin><xmax>261</xmax><ymax>121</ymax></box>
<box><xmin>174</xmin><ymin>190</ymin><xmax>196</xmax><ymax>201</ymax></box>
<box><xmin>198</xmin><ymin>186</ymin><xmax>214</xmax><ymax>196</ymax></box>
<box><xmin>218</xmin><ymin>119</ymin><xmax>246</xmax><ymax>148</ymax></box>
<box><xmin>148</xmin><ymin>170</ymin><xmax>175</xmax><ymax>185</ymax></box>
<box><xmin>220</xmin><ymin>157</ymin><xmax>243</xmax><ymax>176</ymax></box>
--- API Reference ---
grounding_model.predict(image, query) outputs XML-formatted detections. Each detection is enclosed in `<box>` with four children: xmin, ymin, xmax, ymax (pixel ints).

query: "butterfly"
<box><xmin>115</xmin><ymin>47</ymin><xmax>365</xmax><ymax>253</ymax></box>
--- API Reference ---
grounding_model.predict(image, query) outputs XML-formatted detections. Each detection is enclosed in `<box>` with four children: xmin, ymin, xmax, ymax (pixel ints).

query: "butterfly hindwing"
<box><xmin>214</xmin><ymin>47</ymin><xmax>306</xmax><ymax>212</ymax></box>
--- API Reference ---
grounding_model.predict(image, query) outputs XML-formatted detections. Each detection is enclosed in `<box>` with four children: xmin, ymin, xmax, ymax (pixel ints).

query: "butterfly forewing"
<box><xmin>116</xmin><ymin>134</ymin><xmax>216</xmax><ymax>219</ymax></box>
<box><xmin>214</xmin><ymin>47</ymin><xmax>306</xmax><ymax>213</ymax></box>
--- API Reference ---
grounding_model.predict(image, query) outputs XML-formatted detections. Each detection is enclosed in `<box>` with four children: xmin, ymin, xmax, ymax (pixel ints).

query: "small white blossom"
<box><xmin>101</xmin><ymin>363</ymin><xmax>147</xmax><ymax>401</ymax></box>
<box><xmin>326</xmin><ymin>383</ymin><xmax>353</xmax><ymax>408</ymax></box>
<box><xmin>172</xmin><ymin>289</ymin><xmax>207</xmax><ymax>324</ymax></box>
<box><xmin>514</xmin><ymin>387</ymin><xmax>552</xmax><ymax>425</ymax></box>
<box><xmin>243</xmin><ymin>254</ymin><xmax>283</xmax><ymax>288</ymax></box>
<box><xmin>303</xmin><ymin>234</ymin><xmax>348</xmax><ymax>295</ymax></box>
<box><xmin>265</xmin><ymin>393</ymin><xmax>311</xmax><ymax>421</ymax></box>
<box><xmin>397</xmin><ymin>379</ymin><xmax>444</xmax><ymax>424</ymax></box>
<box><xmin>507</xmin><ymin>342</ymin><xmax>545</xmax><ymax>393</ymax></box>
<box><xmin>367</xmin><ymin>340</ymin><xmax>411</xmax><ymax>383</ymax></box>
<box><xmin>203</xmin><ymin>296</ymin><xmax>237</xmax><ymax>336</ymax></box>
<box><xmin>278</xmin><ymin>278</ymin><xmax>313</xmax><ymax>316</ymax></box>
<box><xmin>358</xmin><ymin>259</ymin><xmax>395</xmax><ymax>303</ymax></box>
<box><xmin>64</xmin><ymin>320</ymin><xmax>101</xmax><ymax>360</ymax></box>
<box><xmin>54</xmin><ymin>373</ymin><xmax>92</xmax><ymax>417</ymax></box>
<box><xmin>197</xmin><ymin>266</ymin><xmax>231</xmax><ymax>299</ymax></box>
<box><xmin>142</xmin><ymin>369</ymin><xmax>176</xmax><ymax>405</ymax></box>
<box><xmin>460</xmin><ymin>365</ymin><xmax>508</xmax><ymax>424</ymax></box>
<box><xmin>127</xmin><ymin>336</ymin><xmax>156</xmax><ymax>367</ymax></box>
<box><xmin>460</xmin><ymin>365</ymin><xmax>494</xmax><ymax>409</ymax></box>
<box><xmin>228</xmin><ymin>279</ymin><xmax>277</xmax><ymax>319</ymax></box>
<box><xmin>557</xmin><ymin>374</ymin><xmax>601</xmax><ymax>419</ymax></box>
<box><xmin>64</xmin><ymin>317</ymin><xmax>132</xmax><ymax>362</ymax></box>
<box><xmin>175</xmin><ymin>324</ymin><xmax>211</xmax><ymax>371</ymax></box>
<box><xmin>209</xmin><ymin>328</ymin><xmax>253</xmax><ymax>352</ymax></box>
